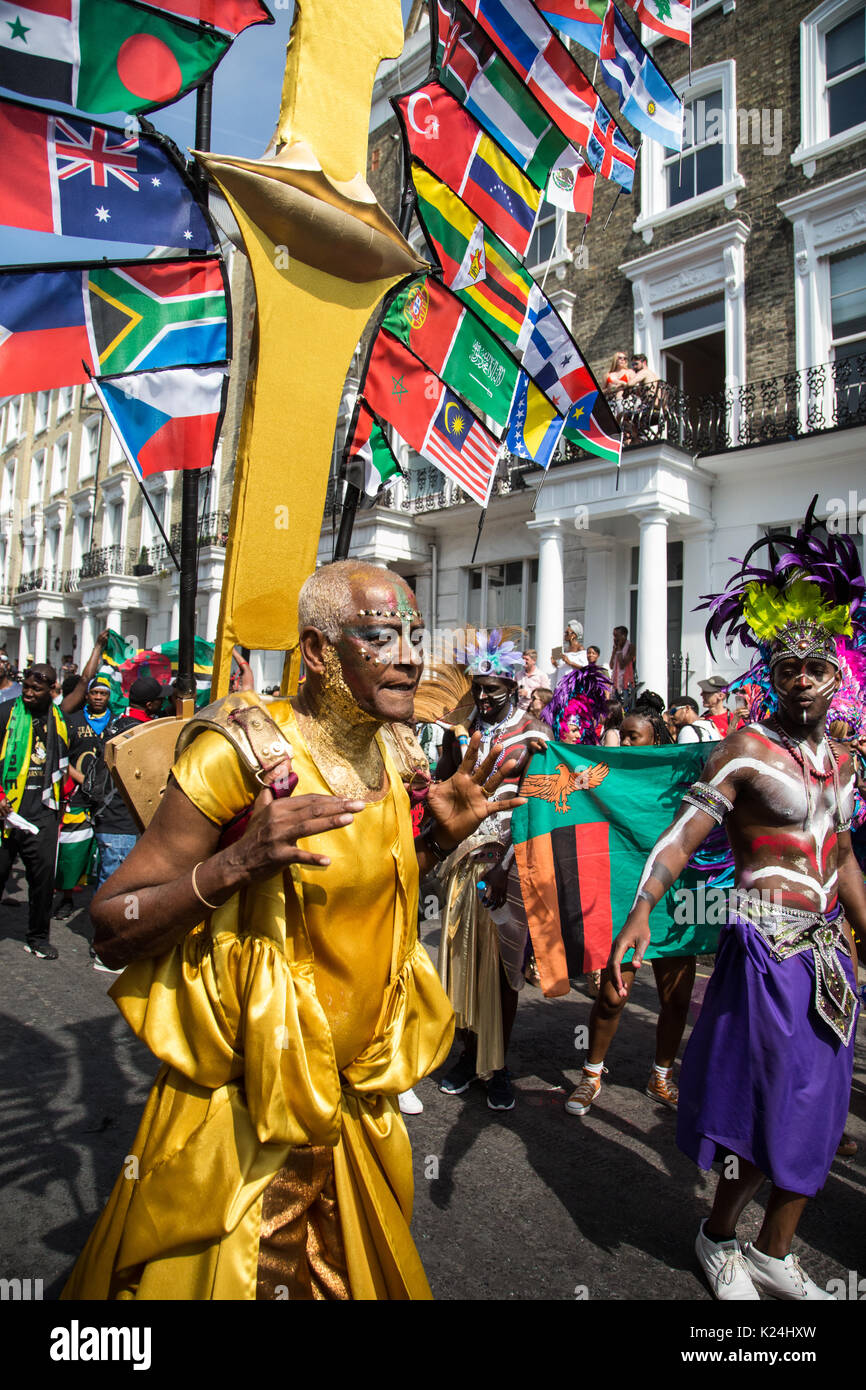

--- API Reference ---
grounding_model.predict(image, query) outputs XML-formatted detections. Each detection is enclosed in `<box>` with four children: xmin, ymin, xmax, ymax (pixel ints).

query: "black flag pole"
<box><xmin>470</xmin><ymin>508</ymin><xmax>487</xmax><ymax>565</ymax></box>
<box><xmin>176</xmin><ymin>77</ymin><xmax>213</xmax><ymax>706</ymax></box>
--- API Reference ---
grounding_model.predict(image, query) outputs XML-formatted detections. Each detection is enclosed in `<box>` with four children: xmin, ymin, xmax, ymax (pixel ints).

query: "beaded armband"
<box><xmin>682</xmin><ymin>780</ymin><xmax>733</xmax><ymax>825</ymax></box>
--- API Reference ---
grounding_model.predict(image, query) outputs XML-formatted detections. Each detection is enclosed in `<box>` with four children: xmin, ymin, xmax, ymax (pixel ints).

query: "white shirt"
<box><xmin>677</xmin><ymin>718</ymin><xmax>721</xmax><ymax>744</ymax></box>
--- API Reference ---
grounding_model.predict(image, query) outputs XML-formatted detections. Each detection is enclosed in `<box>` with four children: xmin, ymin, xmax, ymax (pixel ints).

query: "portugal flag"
<box><xmin>511</xmin><ymin>742</ymin><xmax>720</xmax><ymax>996</ymax></box>
<box><xmin>0</xmin><ymin>0</ymin><xmax>231</xmax><ymax>115</ymax></box>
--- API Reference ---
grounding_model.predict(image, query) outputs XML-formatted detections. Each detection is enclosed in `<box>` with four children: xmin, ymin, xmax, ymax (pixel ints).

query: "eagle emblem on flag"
<box><xmin>521</xmin><ymin>760</ymin><xmax>610</xmax><ymax>813</ymax></box>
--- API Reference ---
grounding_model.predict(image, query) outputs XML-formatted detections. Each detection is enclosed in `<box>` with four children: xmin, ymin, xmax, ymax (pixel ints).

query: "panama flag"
<box><xmin>91</xmin><ymin>365</ymin><xmax>229</xmax><ymax>480</ymax></box>
<box><xmin>630</xmin><ymin>0</ymin><xmax>691</xmax><ymax>45</ymax></box>
<box><xmin>600</xmin><ymin>3</ymin><xmax>683</xmax><ymax>149</ymax></box>
<box><xmin>539</xmin><ymin>0</ymin><xmax>608</xmax><ymax>54</ymax></box>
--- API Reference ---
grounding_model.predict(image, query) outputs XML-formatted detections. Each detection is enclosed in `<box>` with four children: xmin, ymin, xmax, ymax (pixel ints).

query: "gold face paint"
<box><xmin>295</xmin><ymin>644</ymin><xmax>386</xmax><ymax>799</ymax></box>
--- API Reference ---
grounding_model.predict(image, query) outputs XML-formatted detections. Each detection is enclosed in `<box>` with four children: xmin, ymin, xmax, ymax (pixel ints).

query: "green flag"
<box><xmin>344</xmin><ymin>401</ymin><xmax>402</xmax><ymax>506</ymax></box>
<box><xmin>511</xmin><ymin>742</ymin><xmax>725</xmax><ymax>996</ymax></box>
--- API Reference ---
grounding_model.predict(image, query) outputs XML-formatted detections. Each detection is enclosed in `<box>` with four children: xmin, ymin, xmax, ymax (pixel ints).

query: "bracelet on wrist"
<box><xmin>191</xmin><ymin>860</ymin><xmax>221</xmax><ymax>912</ymax></box>
<box><xmin>419</xmin><ymin>818</ymin><xmax>454</xmax><ymax>863</ymax></box>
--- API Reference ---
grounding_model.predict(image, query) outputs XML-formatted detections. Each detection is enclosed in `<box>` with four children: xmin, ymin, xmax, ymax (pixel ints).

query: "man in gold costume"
<box><xmin>63</xmin><ymin>561</ymin><xmax>523</xmax><ymax>1301</ymax></box>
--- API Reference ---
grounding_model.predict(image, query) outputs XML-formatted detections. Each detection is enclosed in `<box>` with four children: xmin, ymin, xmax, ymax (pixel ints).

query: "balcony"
<box><xmin>564</xmin><ymin>353</ymin><xmax>866</xmax><ymax>463</ymax></box>
<box><xmin>79</xmin><ymin>545</ymin><xmax>137</xmax><ymax>580</ymax></box>
<box><xmin>15</xmin><ymin>568</ymin><xmax>64</xmax><ymax>595</ymax></box>
<box><xmin>147</xmin><ymin>509</ymin><xmax>230</xmax><ymax>569</ymax></box>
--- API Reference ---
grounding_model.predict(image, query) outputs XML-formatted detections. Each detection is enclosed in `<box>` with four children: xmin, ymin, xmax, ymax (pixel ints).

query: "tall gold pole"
<box><xmin>199</xmin><ymin>0</ymin><xmax>426</xmax><ymax>696</ymax></box>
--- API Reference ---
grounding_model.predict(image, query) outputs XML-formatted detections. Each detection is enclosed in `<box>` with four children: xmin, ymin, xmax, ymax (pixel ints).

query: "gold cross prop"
<box><xmin>195</xmin><ymin>0</ymin><xmax>426</xmax><ymax>696</ymax></box>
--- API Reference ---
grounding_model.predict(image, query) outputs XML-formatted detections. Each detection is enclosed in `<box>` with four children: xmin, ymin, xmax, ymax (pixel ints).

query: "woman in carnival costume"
<box><xmin>610</xmin><ymin>499</ymin><xmax>863</xmax><ymax>1301</ymax></box>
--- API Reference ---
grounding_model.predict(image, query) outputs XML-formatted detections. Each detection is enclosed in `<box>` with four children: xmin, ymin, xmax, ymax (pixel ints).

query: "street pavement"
<box><xmin>1</xmin><ymin>873</ymin><xmax>864</xmax><ymax>1303</ymax></box>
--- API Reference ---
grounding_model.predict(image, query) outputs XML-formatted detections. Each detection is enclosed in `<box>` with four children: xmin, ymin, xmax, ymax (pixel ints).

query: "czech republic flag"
<box><xmin>91</xmin><ymin>365</ymin><xmax>229</xmax><ymax>479</ymax></box>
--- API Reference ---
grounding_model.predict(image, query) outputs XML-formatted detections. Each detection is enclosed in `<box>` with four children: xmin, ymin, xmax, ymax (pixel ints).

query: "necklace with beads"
<box><xmin>770</xmin><ymin>715</ymin><xmax>845</xmax><ymax>829</ymax></box>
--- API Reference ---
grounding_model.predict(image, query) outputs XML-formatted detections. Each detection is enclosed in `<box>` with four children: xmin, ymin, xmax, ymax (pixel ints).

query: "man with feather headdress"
<box><xmin>610</xmin><ymin>500</ymin><xmax>864</xmax><ymax>1302</ymax></box>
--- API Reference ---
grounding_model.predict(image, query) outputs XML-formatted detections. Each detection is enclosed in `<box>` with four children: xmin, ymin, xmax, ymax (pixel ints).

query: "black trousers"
<box><xmin>0</xmin><ymin>811</ymin><xmax>61</xmax><ymax>945</ymax></box>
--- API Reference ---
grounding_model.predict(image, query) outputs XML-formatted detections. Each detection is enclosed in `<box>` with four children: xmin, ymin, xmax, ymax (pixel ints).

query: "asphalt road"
<box><xmin>1</xmin><ymin>874</ymin><xmax>863</xmax><ymax>1305</ymax></box>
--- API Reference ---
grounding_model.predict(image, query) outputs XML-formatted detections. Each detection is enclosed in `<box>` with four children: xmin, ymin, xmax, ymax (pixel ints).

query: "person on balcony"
<box><xmin>603</xmin><ymin>351</ymin><xmax>636</xmax><ymax>409</ymax></box>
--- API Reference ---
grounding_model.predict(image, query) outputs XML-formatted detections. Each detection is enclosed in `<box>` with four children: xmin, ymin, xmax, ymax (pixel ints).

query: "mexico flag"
<box><xmin>0</xmin><ymin>0</ymin><xmax>231</xmax><ymax>115</ymax></box>
<box><xmin>511</xmin><ymin>742</ymin><xmax>720</xmax><ymax>996</ymax></box>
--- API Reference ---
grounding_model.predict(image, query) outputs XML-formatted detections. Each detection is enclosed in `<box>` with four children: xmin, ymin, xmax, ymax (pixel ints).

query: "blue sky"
<box><xmin>0</xmin><ymin>0</ymin><xmax>416</xmax><ymax>264</ymax></box>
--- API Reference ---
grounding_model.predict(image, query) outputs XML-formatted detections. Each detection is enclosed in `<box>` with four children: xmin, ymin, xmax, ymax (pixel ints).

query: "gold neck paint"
<box><xmin>293</xmin><ymin>646</ymin><xmax>387</xmax><ymax>800</ymax></box>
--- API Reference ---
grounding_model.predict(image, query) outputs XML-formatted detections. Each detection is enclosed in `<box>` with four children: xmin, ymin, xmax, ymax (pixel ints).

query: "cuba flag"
<box><xmin>506</xmin><ymin>371</ymin><xmax>565</xmax><ymax>469</ymax></box>
<box><xmin>600</xmin><ymin>3</ymin><xmax>682</xmax><ymax>150</ymax></box>
<box><xmin>91</xmin><ymin>365</ymin><xmax>229</xmax><ymax>480</ymax></box>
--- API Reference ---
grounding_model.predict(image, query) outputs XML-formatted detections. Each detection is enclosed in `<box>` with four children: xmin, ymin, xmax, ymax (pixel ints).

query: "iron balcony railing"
<box><xmin>15</xmin><ymin>567</ymin><xmax>64</xmax><ymax>595</ymax></box>
<box><xmin>148</xmin><ymin>510</ymin><xmax>230</xmax><ymax>568</ymax></box>
<box><xmin>79</xmin><ymin>545</ymin><xmax>137</xmax><ymax>580</ymax></box>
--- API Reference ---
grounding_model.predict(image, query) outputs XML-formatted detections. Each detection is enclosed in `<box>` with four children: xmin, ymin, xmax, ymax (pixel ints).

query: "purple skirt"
<box><xmin>677</xmin><ymin>913</ymin><xmax>858</xmax><ymax>1195</ymax></box>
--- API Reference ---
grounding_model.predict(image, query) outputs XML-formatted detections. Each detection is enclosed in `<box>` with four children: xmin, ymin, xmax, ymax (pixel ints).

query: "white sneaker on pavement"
<box><xmin>695</xmin><ymin>1221</ymin><xmax>760</xmax><ymax>1300</ymax></box>
<box><xmin>398</xmin><ymin>1088</ymin><xmax>423</xmax><ymax>1116</ymax></box>
<box><xmin>742</xmin><ymin>1244</ymin><xmax>835</xmax><ymax>1300</ymax></box>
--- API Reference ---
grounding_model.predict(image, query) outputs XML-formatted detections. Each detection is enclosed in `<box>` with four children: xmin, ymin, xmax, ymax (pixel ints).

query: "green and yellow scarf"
<box><xmin>0</xmin><ymin>698</ymin><xmax>69</xmax><ymax>827</ymax></box>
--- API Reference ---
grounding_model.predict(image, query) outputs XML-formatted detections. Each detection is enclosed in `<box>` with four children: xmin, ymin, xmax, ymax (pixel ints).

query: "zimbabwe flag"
<box><xmin>412</xmin><ymin>163</ymin><xmax>535</xmax><ymax>349</ymax></box>
<box><xmin>511</xmin><ymin>742</ymin><xmax>721</xmax><ymax>996</ymax></box>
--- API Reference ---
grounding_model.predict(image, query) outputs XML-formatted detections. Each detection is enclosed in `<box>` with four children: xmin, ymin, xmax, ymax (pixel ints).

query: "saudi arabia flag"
<box><xmin>345</xmin><ymin>401</ymin><xmax>402</xmax><ymax>507</ymax></box>
<box><xmin>0</xmin><ymin>0</ymin><xmax>230</xmax><ymax>115</ymax></box>
<box><xmin>511</xmin><ymin>742</ymin><xmax>722</xmax><ymax>995</ymax></box>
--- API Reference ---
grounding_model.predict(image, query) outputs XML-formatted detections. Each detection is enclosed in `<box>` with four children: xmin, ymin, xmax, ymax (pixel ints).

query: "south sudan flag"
<box><xmin>511</xmin><ymin>742</ymin><xmax>720</xmax><ymax>995</ymax></box>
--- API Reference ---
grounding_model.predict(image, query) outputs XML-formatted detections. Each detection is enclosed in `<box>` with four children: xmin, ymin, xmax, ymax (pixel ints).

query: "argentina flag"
<box><xmin>600</xmin><ymin>4</ymin><xmax>683</xmax><ymax>151</ymax></box>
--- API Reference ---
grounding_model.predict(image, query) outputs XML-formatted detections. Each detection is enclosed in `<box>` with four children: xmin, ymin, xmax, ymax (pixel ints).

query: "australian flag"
<box><xmin>0</xmin><ymin>98</ymin><xmax>215</xmax><ymax>251</ymax></box>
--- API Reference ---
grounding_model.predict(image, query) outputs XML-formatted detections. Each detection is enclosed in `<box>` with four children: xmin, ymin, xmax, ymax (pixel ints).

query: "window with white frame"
<box><xmin>794</xmin><ymin>0</ymin><xmax>866</xmax><ymax>173</ymax></box>
<box><xmin>6</xmin><ymin>397</ymin><xmax>22</xmax><ymax>442</ymax></box>
<box><xmin>527</xmin><ymin>199</ymin><xmax>566</xmax><ymax>274</ymax></box>
<box><xmin>34</xmin><ymin>392</ymin><xmax>50</xmax><ymax>435</ymax></box>
<box><xmin>79</xmin><ymin>418</ymin><xmax>100</xmax><ymax>481</ymax></box>
<box><xmin>1</xmin><ymin>460</ymin><xmax>15</xmax><ymax>515</ymax></box>
<box><xmin>57</xmin><ymin>386</ymin><xmax>75</xmax><ymax>417</ymax></box>
<box><xmin>829</xmin><ymin>245</ymin><xmax>866</xmax><ymax>411</ymax></box>
<box><xmin>52</xmin><ymin>436</ymin><xmax>69</xmax><ymax>494</ymax></box>
<box><xmin>29</xmin><ymin>450</ymin><xmax>45</xmax><ymax>506</ymax></box>
<box><xmin>465</xmin><ymin>559</ymin><xmax>538</xmax><ymax>648</ymax></box>
<box><xmin>635</xmin><ymin>62</ymin><xmax>744</xmax><ymax>239</ymax></box>
<box><xmin>780</xmin><ymin>168</ymin><xmax>866</xmax><ymax>373</ymax></box>
<box><xmin>621</xmin><ymin>220</ymin><xmax>749</xmax><ymax>394</ymax></box>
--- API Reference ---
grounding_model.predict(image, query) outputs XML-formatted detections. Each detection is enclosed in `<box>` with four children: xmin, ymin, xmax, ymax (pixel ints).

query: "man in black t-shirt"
<box><xmin>0</xmin><ymin>665</ymin><xmax>89</xmax><ymax>959</ymax></box>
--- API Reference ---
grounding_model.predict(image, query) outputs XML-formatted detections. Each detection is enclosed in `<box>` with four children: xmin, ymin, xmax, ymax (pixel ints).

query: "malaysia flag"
<box><xmin>423</xmin><ymin>387</ymin><xmax>499</xmax><ymax>507</ymax></box>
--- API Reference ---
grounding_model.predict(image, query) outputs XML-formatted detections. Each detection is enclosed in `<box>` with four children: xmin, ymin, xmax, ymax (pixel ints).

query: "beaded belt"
<box><xmin>733</xmin><ymin>896</ymin><xmax>858</xmax><ymax>1046</ymax></box>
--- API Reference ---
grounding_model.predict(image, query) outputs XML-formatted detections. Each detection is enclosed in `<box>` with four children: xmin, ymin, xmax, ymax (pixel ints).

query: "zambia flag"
<box><xmin>511</xmin><ymin>742</ymin><xmax>720</xmax><ymax>996</ymax></box>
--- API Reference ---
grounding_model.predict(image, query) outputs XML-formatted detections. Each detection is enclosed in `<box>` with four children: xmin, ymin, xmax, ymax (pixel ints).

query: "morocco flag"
<box><xmin>511</xmin><ymin>743</ymin><xmax>719</xmax><ymax>995</ymax></box>
<box><xmin>363</xmin><ymin>329</ymin><xmax>501</xmax><ymax>507</ymax></box>
<box><xmin>0</xmin><ymin>0</ymin><xmax>231</xmax><ymax>115</ymax></box>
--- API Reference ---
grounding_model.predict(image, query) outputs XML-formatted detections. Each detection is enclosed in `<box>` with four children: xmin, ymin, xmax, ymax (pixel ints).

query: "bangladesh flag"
<box><xmin>0</xmin><ymin>0</ymin><xmax>231</xmax><ymax>116</ymax></box>
<box><xmin>344</xmin><ymin>401</ymin><xmax>401</xmax><ymax>507</ymax></box>
<box><xmin>511</xmin><ymin>742</ymin><xmax>721</xmax><ymax>996</ymax></box>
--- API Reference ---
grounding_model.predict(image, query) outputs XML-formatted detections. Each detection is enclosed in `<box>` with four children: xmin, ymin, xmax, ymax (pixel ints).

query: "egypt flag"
<box><xmin>630</xmin><ymin>0</ymin><xmax>691</xmax><ymax>45</ymax></box>
<box><xmin>0</xmin><ymin>0</ymin><xmax>231</xmax><ymax>116</ymax></box>
<box><xmin>344</xmin><ymin>400</ymin><xmax>402</xmax><ymax>506</ymax></box>
<box><xmin>511</xmin><ymin>742</ymin><xmax>718</xmax><ymax>996</ymax></box>
<box><xmin>363</xmin><ymin>330</ymin><xmax>500</xmax><ymax>507</ymax></box>
<box><xmin>91</xmin><ymin>364</ymin><xmax>229</xmax><ymax>480</ymax></box>
<box><xmin>395</xmin><ymin>83</ymin><xmax>542</xmax><ymax>259</ymax></box>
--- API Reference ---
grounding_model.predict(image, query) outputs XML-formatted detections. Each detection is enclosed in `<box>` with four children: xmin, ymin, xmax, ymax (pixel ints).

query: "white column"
<box><xmin>205</xmin><ymin>588</ymin><xmax>222</xmax><ymax>643</ymax></box>
<box><xmin>79</xmin><ymin>608</ymin><xmax>95</xmax><ymax>659</ymax></box>
<box><xmin>636</xmin><ymin>509</ymin><xmax>670</xmax><ymax>700</ymax></box>
<box><xmin>170</xmin><ymin>597</ymin><xmax>180</xmax><ymax>641</ymax></box>
<box><xmin>682</xmin><ymin>523</ymin><xmax>714</xmax><ymax>687</ymax></box>
<box><xmin>528</xmin><ymin>519</ymin><xmax>565</xmax><ymax>675</ymax></box>
<box><xmin>106</xmin><ymin>607</ymin><xmax>122</xmax><ymax>635</ymax></box>
<box><xmin>34</xmin><ymin>616</ymin><xmax>47</xmax><ymax>663</ymax></box>
<box><xmin>18</xmin><ymin>622</ymin><xmax>29</xmax><ymax>670</ymax></box>
<box><xmin>583</xmin><ymin>542</ymin><xmax>617</xmax><ymax>661</ymax></box>
<box><xmin>548</xmin><ymin>285</ymin><xmax>576</xmax><ymax>333</ymax></box>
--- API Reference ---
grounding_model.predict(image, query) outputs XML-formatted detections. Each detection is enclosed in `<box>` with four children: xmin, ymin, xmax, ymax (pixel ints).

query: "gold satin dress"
<box><xmin>62</xmin><ymin>703</ymin><xmax>454</xmax><ymax>1301</ymax></box>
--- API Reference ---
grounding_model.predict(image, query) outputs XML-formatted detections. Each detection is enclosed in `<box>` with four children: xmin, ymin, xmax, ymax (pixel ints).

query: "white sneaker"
<box><xmin>695</xmin><ymin>1221</ymin><xmax>760</xmax><ymax>1300</ymax></box>
<box><xmin>742</xmin><ymin>1244</ymin><xmax>835</xmax><ymax>1300</ymax></box>
<box><xmin>398</xmin><ymin>1088</ymin><xmax>423</xmax><ymax>1116</ymax></box>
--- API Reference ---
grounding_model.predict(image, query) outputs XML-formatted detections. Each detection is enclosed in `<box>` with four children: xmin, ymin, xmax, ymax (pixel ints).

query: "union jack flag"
<box><xmin>54</xmin><ymin>120</ymin><xmax>140</xmax><ymax>191</ymax></box>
